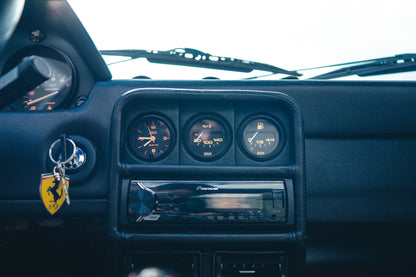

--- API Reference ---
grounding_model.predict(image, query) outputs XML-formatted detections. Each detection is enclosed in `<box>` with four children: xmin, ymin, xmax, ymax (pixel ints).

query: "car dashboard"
<box><xmin>1</xmin><ymin>1</ymin><xmax>416</xmax><ymax>277</ymax></box>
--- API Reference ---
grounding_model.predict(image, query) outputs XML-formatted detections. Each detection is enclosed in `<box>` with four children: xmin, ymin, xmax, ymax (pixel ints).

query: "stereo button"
<box><xmin>249</xmin><ymin>215</ymin><xmax>258</xmax><ymax>220</ymax></box>
<box><xmin>258</xmin><ymin>214</ymin><xmax>268</xmax><ymax>221</ymax></box>
<box><xmin>217</xmin><ymin>215</ymin><xmax>225</xmax><ymax>221</ymax></box>
<box><xmin>183</xmin><ymin>215</ymin><xmax>202</xmax><ymax>221</ymax></box>
<box><xmin>273</xmin><ymin>191</ymin><xmax>284</xmax><ymax>209</ymax></box>
<box><xmin>274</xmin><ymin>209</ymin><xmax>285</xmax><ymax>216</ymax></box>
<box><xmin>166</xmin><ymin>214</ymin><xmax>179</xmax><ymax>221</ymax></box>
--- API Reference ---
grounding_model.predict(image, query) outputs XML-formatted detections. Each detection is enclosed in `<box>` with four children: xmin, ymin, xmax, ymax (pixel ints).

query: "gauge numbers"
<box><xmin>240</xmin><ymin>116</ymin><xmax>284</xmax><ymax>160</ymax></box>
<box><xmin>185</xmin><ymin>115</ymin><xmax>231</xmax><ymax>161</ymax></box>
<box><xmin>129</xmin><ymin>116</ymin><xmax>175</xmax><ymax>161</ymax></box>
<box><xmin>12</xmin><ymin>58</ymin><xmax>73</xmax><ymax>111</ymax></box>
<box><xmin>1</xmin><ymin>46</ymin><xmax>74</xmax><ymax>111</ymax></box>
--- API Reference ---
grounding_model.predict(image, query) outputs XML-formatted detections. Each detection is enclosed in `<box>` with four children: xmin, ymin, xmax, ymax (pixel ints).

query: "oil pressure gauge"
<box><xmin>185</xmin><ymin>114</ymin><xmax>231</xmax><ymax>161</ymax></box>
<box><xmin>239</xmin><ymin>115</ymin><xmax>284</xmax><ymax>161</ymax></box>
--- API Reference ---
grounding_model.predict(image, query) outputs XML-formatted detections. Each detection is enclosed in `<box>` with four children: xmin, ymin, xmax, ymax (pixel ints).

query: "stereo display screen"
<box><xmin>194</xmin><ymin>193</ymin><xmax>263</xmax><ymax>210</ymax></box>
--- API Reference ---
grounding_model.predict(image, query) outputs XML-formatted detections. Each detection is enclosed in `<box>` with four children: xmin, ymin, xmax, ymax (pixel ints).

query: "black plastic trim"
<box><xmin>0</xmin><ymin>199</ymin><xmax>107</xmax><ymax>216</ymax></box>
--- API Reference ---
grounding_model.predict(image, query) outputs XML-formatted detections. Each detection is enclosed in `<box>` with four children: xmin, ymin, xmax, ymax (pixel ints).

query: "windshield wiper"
<box><xmin>100</xmin><ymin>48</ymin><xmax>301</xmax><ymax>77</ymax></box>
<box><xmin>305</xmin><ymin>53</ymin><xmax>416</xmax><ymax>79</ymax></box>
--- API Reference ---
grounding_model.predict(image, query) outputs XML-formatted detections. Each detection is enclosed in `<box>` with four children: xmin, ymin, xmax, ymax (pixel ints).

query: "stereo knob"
<box><xmin>128</xmin><ymin>184</ymin><xmax>157</xmax><ymax>216</ymax></box>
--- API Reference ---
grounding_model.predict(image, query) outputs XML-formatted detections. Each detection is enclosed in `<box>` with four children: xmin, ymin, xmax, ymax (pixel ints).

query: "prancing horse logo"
<box><xmin>47</xmin><ymin>178</ymin><xmax>63</xmax><ymax>203</ymax></box>
<box><xmin>40</xmin><ymin>173</ymin><xmax>69</xmax><ymax>215</ymax></box>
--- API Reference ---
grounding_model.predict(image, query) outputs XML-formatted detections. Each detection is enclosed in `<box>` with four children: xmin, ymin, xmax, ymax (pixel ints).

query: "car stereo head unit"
<box><xmin>126</xmin><ymin>180</ymin><xmax>290</xmax><ymax>224</ymax></box>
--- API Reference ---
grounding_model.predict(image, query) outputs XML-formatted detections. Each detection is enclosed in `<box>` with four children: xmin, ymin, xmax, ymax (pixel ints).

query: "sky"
<box><xmin>68</xmin><ymin>0</ymin><xmax>416</xmax><ymax>80</ymax></box>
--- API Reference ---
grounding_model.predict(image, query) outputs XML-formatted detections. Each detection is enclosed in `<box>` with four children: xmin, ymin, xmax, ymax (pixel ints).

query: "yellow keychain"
<box><xmin>39</xmin><ymin>173</ymin><xmax>69</xmax><ymax>215</ymax></box>
<box><xmin>40</xmin><ymin>136</ymin><xmax>76</xmax><ymax>215</ymax></box>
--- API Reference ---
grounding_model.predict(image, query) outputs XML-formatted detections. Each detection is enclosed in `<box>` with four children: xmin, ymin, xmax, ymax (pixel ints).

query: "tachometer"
<box><xmin>1</xmin><ymin>46</ymin><xmax>74</xmax><ymax>111</ymax></box>
<box><xmin>239</xmin><ymin>115</ymin><xmax>284</xmax><ymax>161</ymax></box>
<box><xmin>184</xmin><ymin>114</ymin><xmax>231</xmax><ymax>161</ymax></box>
<box><xmin>128</xmin><ymin>115</ymin><xmax>175</xmax><ymax>161</ymax></box>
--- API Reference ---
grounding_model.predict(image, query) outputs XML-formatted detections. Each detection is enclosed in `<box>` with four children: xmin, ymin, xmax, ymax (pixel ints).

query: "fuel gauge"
<box><xmin>239</xmin><ymin>116</ymin><xmax>284</xmax><ymax>161</ymax></box>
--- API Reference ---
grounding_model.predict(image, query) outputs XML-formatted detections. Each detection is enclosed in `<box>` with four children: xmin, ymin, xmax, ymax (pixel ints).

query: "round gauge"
<box><xmin>185</xmin><ymin>114</ymin><xmax>231</xmax><ymax>161</ymax></box>
<box><xmin>239</xmin><ymin>115</ymin><xmax>284</xmax><ymax>161</ymax></box>
<box><xmin>1</xmin><ymin>46</ymin><xmax>74</xmax><ymax>111</ymax></box>
<box><xmin>129</xmin><ymin>115</ymin><xmax>175</xmax><ymax>161</ymax></box>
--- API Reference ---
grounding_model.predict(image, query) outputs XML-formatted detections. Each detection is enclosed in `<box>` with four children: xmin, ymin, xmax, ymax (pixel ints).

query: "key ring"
<box><xmin>49</xmin><ymin>138</ymin><xmax>77</xmax><ymax>165</ymax></box>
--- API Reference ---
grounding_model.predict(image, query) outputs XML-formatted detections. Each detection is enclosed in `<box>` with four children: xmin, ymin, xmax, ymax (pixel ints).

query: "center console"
<box><xmin>122</xmin><ymin>180</ymin><xmax>292</xmax><ymax>225</ymax></box>
<box><xmin>108</xmin><ymin>88</ymin><xmax>305</xmax><ymax>277</ymax></box>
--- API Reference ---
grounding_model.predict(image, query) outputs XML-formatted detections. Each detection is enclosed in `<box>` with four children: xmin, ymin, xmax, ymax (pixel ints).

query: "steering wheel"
<box><xmin>0</xmin><ymin>0</ymin><xmax>25</xmax><ymax>50</ymax></box>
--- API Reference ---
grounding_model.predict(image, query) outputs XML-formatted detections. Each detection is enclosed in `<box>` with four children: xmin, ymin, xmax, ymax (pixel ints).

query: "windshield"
<box><xmin>68</xmin><ymin>0</ymin><xmax>416</xmax><ymax>80</ymax></box>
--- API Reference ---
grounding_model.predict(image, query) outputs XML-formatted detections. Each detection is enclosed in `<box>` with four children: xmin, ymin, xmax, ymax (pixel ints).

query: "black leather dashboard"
<box><xmin>1</xmin><ymin>0</ymin><xmax>416</xmax><ymax>276</ymax></box>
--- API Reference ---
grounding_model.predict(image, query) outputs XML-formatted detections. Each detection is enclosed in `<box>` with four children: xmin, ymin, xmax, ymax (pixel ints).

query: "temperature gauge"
<box><xmin>185</xmin><ymin>115</ymin><xmax>231</xmax><ymax>161</ymax></box>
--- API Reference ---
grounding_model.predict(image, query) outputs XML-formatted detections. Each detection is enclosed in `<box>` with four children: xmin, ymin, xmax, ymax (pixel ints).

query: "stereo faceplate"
<box><xmin>125</xmin><ymin>180</ymin><xmax>291</xmax><ymax>224</ymax></box>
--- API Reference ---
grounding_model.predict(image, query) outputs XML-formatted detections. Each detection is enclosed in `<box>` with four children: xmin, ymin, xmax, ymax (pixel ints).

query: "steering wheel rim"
<box><xmin>0</xmin><ymin>0</ymin><xmax>25</xmax><ymax>51</ymax></box>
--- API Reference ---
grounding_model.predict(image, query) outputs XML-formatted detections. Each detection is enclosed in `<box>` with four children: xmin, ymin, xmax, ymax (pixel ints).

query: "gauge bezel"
<box><xmin>1</xmin><ymin>45</ymin><xmax>76</xmax><ymax>111</ymax></box>
<box><xmin>183</xmin><ymin>113</ymin><xmax>232</xmax><ymax>162</ymax></box>
<box><xmin>127</xmin><ymin>114</ymin><xmax>176</xmax><ymax>162</ymax></box>
<box><xmin>238</xmin><ymin>114</ymin><xmax>285</xmax><ymax>161</ymax></box>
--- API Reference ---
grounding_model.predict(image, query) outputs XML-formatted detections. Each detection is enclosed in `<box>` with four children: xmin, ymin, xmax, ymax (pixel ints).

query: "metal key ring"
<box><xmin>48</xmin><ymin>138</ymin><xmax>77</xmax><ymax>165</ymax></box>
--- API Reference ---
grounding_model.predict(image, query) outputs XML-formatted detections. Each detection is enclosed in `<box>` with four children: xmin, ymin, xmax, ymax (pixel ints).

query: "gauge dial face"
<box><xmin>185</xmin><ymin>115</ymin><xmax>231</xmax><ymax>161</ymax></box>
<box><xmin>12</xmin><ymin>58</ymin><xmax>72</xmax><ymax>111</ymax></box>
<box><xmin>1</xmin><ymin>46</ymin><xmax>74</xmax><ymax>111</ymax></box>
<box><xmin>129</xmin><ymin>116</ymin><xmax>175</xmax><ymax>161</ymax></box>
<box><xmin>240</xmin><ymin>116</ymin><xmax>284</xmax><ymax>160</ymax></box>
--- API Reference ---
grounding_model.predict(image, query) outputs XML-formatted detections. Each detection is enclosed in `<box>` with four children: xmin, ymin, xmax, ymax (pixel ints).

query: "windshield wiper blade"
<box><xmin>308</xmin><ymin>53</ymin><xmax>416</xmax><ymax>79</ymax></box>
<box><xmin>100</xmin><ymin>48</ymin><xmax>301</xmax><ymax>77</ymax></box>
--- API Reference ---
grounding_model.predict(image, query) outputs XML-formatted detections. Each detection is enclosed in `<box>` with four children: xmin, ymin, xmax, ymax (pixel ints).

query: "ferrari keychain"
<box><xmin>40</xmin><ymin>136</ymin><xmax>76</xmax><ymax>215</ymax></box>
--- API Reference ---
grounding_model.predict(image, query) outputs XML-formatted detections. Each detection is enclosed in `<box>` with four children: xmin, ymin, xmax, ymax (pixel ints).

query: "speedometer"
<box><xmin>184</xmin><ymin>114</ymin><xmax>231</xmax><ymax>161</ymax></box>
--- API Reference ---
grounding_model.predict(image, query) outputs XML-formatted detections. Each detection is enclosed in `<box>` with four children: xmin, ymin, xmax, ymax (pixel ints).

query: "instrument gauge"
<box><xmin>128</xmin><ymin>115</ymin><xmax>175</xmax><ymax>161</ymax></box>
<box><xmin>185</xmin><ymin>114</ymin><xmax>231</xmax><ymax>161</ymax></box>
<box><xmin>239</xmin><ymin>115</ymin><xmax>284</xmax><ymax>161</ymax></box>
<box><xmin>1</xmin><ymin>46</ymin><xmax>75</xmax><ymax>111</ymax></box>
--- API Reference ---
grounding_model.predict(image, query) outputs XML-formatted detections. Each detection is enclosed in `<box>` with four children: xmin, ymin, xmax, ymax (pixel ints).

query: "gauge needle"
<box><xmin>138</xmin><ymin>137</ymin><xmax>152</xmax><ymax>140</ymax></box>
<box><xmin>26</xmin><ymin>90</ymin><xmax>59</xmax><ymax>106</ymax></box>
<box><xmin>196</xmin><ymin>132</ymin><xmax>204</xmax><ymax>141</ymax></box>
<box><xmin>143</xmin><ymin>140</ymin><xmax>152</xmax><ymax>147</ymax></box>
<box><xmin>248</xmin><ymin>131</ymin><xmax>259</xmax><ymax>143</ymax></box>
